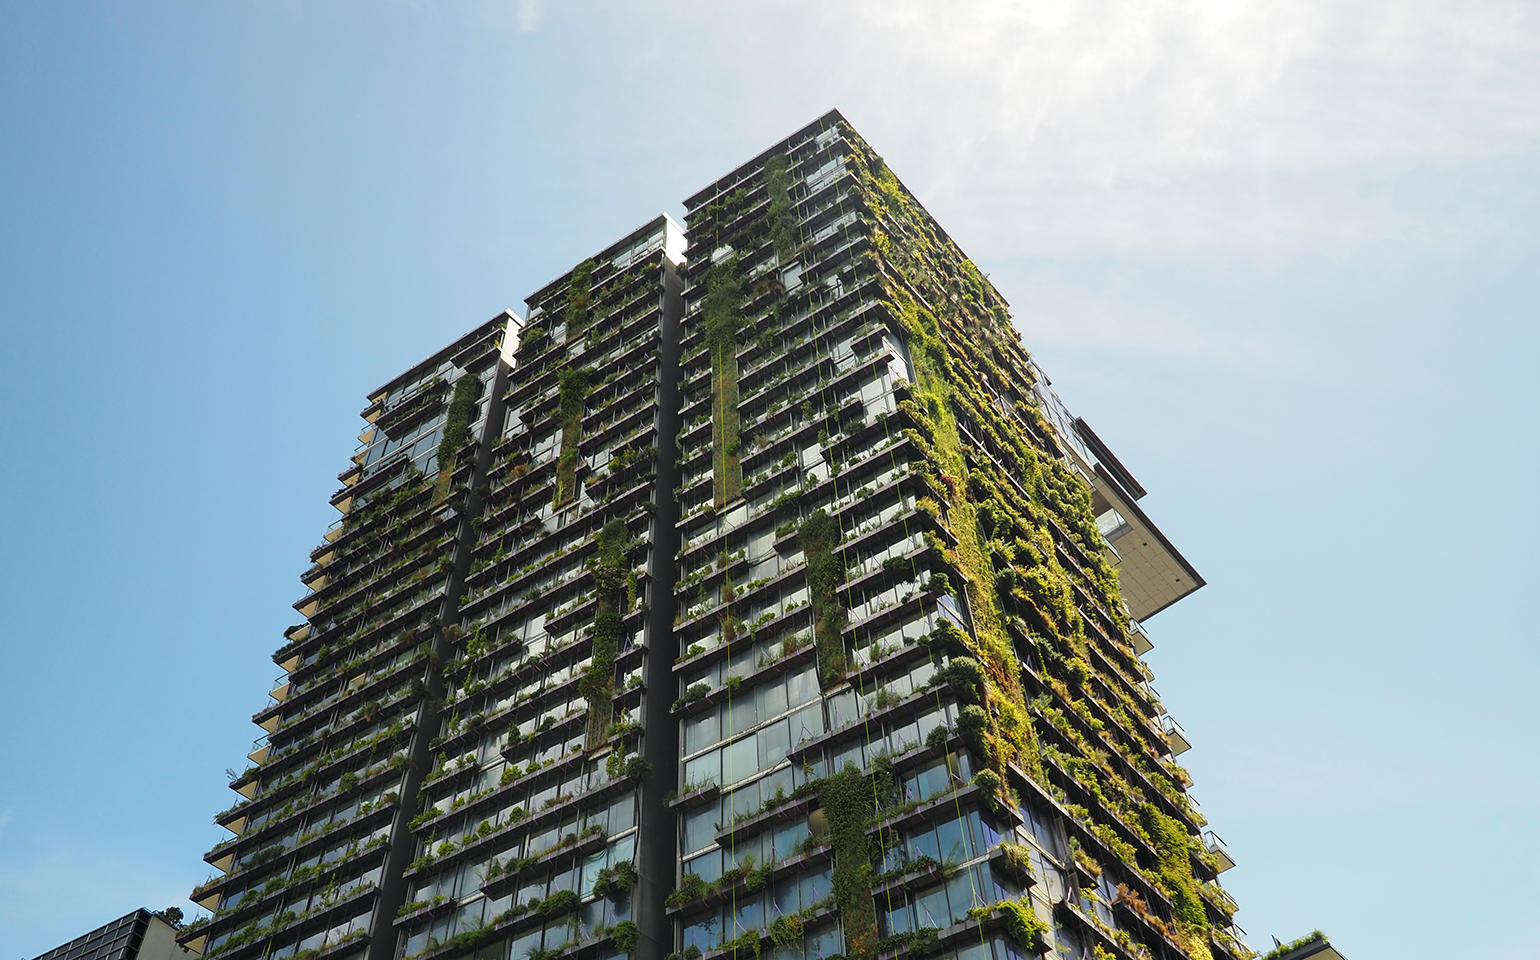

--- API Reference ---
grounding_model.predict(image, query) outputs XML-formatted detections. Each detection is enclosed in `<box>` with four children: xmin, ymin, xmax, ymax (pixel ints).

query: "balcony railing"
<box><xmin>1204</xmin><ymin>830</ymin><xmax>1236</xmax><ymax>872</ymax></box>
<box><xmin>1161</xmin><ymin>715</ymin><xmax>1192</xmax><ymax>756</ymax></box>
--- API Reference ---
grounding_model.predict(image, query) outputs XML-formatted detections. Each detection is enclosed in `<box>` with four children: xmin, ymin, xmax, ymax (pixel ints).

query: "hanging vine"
<box><xmin>434</xmin><ymin>373</ymin><xmax>480</xmax><ymax>501</ymax></box>
<box><xmin>564</xmin><ymin>259</ymin><xmax>595</xmax><ymax>344</ymax></box>
<box><xmin>554</xmin><ymin>367</ymin><xmax>592</xmax><ymax>508</ymax></box>
<box><xmin>799</xmin><ymin>509</ymin><xmax>848</xmax><ymax>686</ymax></box>
<box><xmin>581</xmin><ymin>519</ymin><xmax>630</xmax><ymax>749</ymax></box>
<box><xmin>820</xmin><ymin>764</ymin><xmax>878</xmax><ymax>960</ymax></box>
<box><xmin>703</xmin><ymin>259</ymin><xmax>745</xmax><ymax>506</ymax></box>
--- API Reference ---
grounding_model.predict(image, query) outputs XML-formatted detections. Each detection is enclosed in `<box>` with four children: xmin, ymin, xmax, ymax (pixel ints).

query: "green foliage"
<box><xmin>565</xmin><ymin>260</ymin><xmax>595</xmax><ymax>340</ymax></box>
<box><xmin>703</xmin><ymin>259</ymin><xmax>745</xmax><ymax>505</ymax></box>
<box><xmin>996</xmin><ymin>842</ymin><xmax>1035</xmax><ymax>876</ymax></box>
<box><xmin>554</xmin><ymin>367</ymin><xmax>593</xmax><ymax>507</ymax></box>
<box><xmin>931</xmin><ymin>656</ymin><xmax>984</xmax><ymax>704</ymax></box>
<box><xmin>1258</xmin><ymin>931</ymin><xmax>1328</xmax><ymax>960</ymax></box>
<box><xmin>665</xmin><ymin>872</ymin><xmax>708</xmax><ymax>907</ymax></box>
<box><xmin>996</xmin><ymin>898</ymin><xmax>1049</xmax><ymax>951</ymax></box>
<box><xmin>764</xmin><ymin>154</ymin><xmax>798</xmax><ymax>257</ymax></box>
<box><xmin>581</xmin><ymin>519</ymin><xmax>629</xmax><ymax>746</ymax></box>
<box><xmin>720</xmin><ymin>929</ymin><xmax>762</xmax><ymax>960</ymax></box>
<box><xmin>956</xmin><ymin>704</ymin><xmax>989</xmax><ymax>756</ymax></box>
<box><xmin>624</xmin><ymin>755</ymin><xmax>652</xmax><ymax>781</ymax></box>
<box><xmin>771</xmin><ymin>912</ymin><xmax>807</xmax><ymax>946</ymax></box>
<box><xmin>972</xmin><ymin>768</ymin><xmax>1004</xmax><ymax>810</ymax></box>
<box><xmin>1138</xmin><ymin>804</ymin><xmax>1209</xmax><ymax>933</ymax></box>
<box><xmin>446</xmin><ymin>925</ymin><xmax>495</xmax><ymax>950</ymax></box>
<box><xmin>885</xmin><ymin>285</ymin><xmax>1044</xmax><ymax>785</ymax></box>
<box><xmin>821</xmin><ymin>764</ymin><xmax>878</xmax><ymax>959</ymax></box>
<box><xmin>540</xmin><ymin>888</ymin><xmax>581</xmax><ymax>917</ymax></box>
<box><xmin>874</xmin><ymin>927</ymin><xmax>940</xmax><ymax>958</ymax></box>
<box><xmin>1063</xmin><ymin>656</ymin><xmax>1092</xmax><ymax>688</ymax></box>
<box><xmin>610</xmin><ymin>920</ymin><xmax>640</xmax><ymax>954</ymax></box>
<box><xmin>799</xmin><ymin>510</ymin><xmax>848</xmax><ymax>686</ymax></box>
<box><xmin>437</xmin><ymin>373</ymin><xmax>480</xmax><ymax>474</ymax></box>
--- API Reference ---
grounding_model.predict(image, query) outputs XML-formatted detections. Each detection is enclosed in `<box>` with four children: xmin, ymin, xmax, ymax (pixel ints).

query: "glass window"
<box><xmin>686</xmin><ymin>712</ymin><xmax>720</xmax><ymax>754</ymax></box>
<box><xmin>758</xmin><ymin>720</ymin><xmax>791</xmax><ymax>768</ymax></box>
<box><xmin>724</xmin><ymin>735</ymin><xmax>757</xmax><ymax>784</ymax></box>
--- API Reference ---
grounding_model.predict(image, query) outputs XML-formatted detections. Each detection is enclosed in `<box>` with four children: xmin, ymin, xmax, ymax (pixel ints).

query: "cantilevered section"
<box><xmin>1022</xmin><ymin>359</ymin><xmax>1203</xmax><ymax>619</ymax></box>
<box><xmin>1261</xmin><ymin>931</ymin><xmax>1347</xmax><ymax>960</ymax></box>
<box><xmin>1088</xmin><ymin>462</ymin><xmax>1205</xmax><ymax>620</ymax></box>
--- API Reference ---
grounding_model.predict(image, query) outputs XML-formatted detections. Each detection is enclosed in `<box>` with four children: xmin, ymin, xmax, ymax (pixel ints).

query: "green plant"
<box><xmin>704</xmin><ymin>259</ymin><xmax>745</xmax><ymax>506</ymax></box>
<box><xmin>581</xmin><ymin>519</ymin><xmax>629</xmax><ymax>746</ymax></box>
<box><xmin>1258</xmin><ymin>931</ymin><xmax>1329</xmax><ymax>960</ymax></box>
<box><xmin>996</xmin><ymin>898</ymin><xmax>1050</xmax><ymax>951</ymax></box>
<box><xmin>611</xmin><ymin>920</ymin><xmax>640</xmax><ymax>954</ymax></box>
<box><xmin>665</xmin><ymin>872</ymin><xmax>708</xmax><ymax>907</ymax></box>
<box><xmin>769</xmin><ymin>913</ymin><xmax>804</xmax><ymax>946</ymax></box>
<box><xmin>1139</xmin><ymin>804</ymin><xmax>1208</xmax><ymax>934</ymax></box>
<box><xmin>764</xmin><ymin>154</ymin><xmax>798</xmax><ymax>257</ymax></box>
<box><xmin>554</xmin><ymin>367</ymin><xmax>593</xmax><ymax>507</ymax></box>
<box><xmin>799</xmin><ymin>510</ymin><xmax>848</xmax><ymax>686</ymax></box>
<box><xmin>972</xmin><ymin>769</ymin><xmax>1004</xmax><ymax>810</ymax></box>
<box><xmin>540</xmin><ymin>888</ymin><xmax>581</xmax><ymax>917</ymax></box>
<box><xmin>610</xmin><ymin>859</ymin><xmax>638</xmax><ymax>890</ymax></box>
<box><xmin>437</xmin><ymin>374</ymin><xmax>480</xmax><ymax>476</ymax></box>
<box><xmin>821</xmin><ymin>764</ymin><xmax>878</xmax><ymax>959</ymax></box>
<box><xmin>720</xmin><ymin>929</ymin><xmax>762</xmax><ymax>960</ymax></box>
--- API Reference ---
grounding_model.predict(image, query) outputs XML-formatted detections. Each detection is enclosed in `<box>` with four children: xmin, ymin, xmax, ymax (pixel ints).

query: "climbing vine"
<box><xmin>565</xmin><ymin>259</ymin><xmax>594</xmax><ymax>343</ymax></box>
<box><xmin>889</xmin><ymin>289</ymin><xmax>1042</xmax><ymax>789</ymax></box>
<box><xmin>1140</xmin><ymin>804</ymin><xmax>1213</xmax><ymax>959</ymax></box>
<box><xmin>819</xmin><ymin>764</ymin><xmax>878</xmax><ymax>960</ymax></box>
<box><xmin>703</xmin><ymin>259</ymin><xmax>745</xmax><ymax>506</ymax></box>
<box><xmin>580</xmin><ymin>519</ymin><xmax>629</xmax><ymax>748</ymax></box>
<box><xmin>434</xmin><ymin>373</ymin><xmax>480</xmax><ymax>501</ymax></box>
<box><xmin>764</xmin><ymin>154</ymin><xmax>798</xmax><ymax>258</ymax></box>
<box><xmin>799</xmin><ymin>509</ymin><xmax>848</xmax><ymax>686</ymax></box>
<box><xmin>554</xmin><ymin>367</ymin><xmax>592</xmax><ymax>508</ymax></box>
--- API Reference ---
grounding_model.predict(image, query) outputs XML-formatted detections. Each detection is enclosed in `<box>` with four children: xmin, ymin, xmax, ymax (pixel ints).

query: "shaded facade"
<box><xmin>183</xmin><ymin>115</ymin><xmax>1252</xmax><ymax>960</ymax></box>
<box><xmin>34</xmin><ymin>909</ymin><xmax>196</xmax><ymax>960</ymax></box>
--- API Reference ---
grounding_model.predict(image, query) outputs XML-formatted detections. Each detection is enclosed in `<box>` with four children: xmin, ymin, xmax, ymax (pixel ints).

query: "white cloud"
<box><xmin>660</xmin><ymin>0</ymin><xmax>1540</xmax><ymax>258</ymax></box>
<box><xmin>515</xmin><ymin>0</ymin><xmax>544</xmax><ymax>33</ymax></box>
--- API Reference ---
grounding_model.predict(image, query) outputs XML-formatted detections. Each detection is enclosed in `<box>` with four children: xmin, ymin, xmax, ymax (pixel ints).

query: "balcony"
<box><xmin>1204</xmin><ymin>830</ymin><xmax>1236</xmax><ymax>872</ymax></box>
<box><xmin>1128</xmin><ymin>618</ymin><xmax>1154</xmax><ymax>655</ymax></box>
<box><xmin>247</xmin><ymin>736</ymin><xmax>270</xmax><ymax>765</ymax></box>
<box><xmin>1161</xmin><ymin>716</ymin><xmax>1192</xmax><ymax>756</ymax></box>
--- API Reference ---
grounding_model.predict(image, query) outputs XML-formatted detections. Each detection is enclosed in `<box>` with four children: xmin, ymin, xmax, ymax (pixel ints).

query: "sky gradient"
<box><xmin>1</xmin><ymin>2</ymin><xmax>1537</xmax><ymax>957</ymax></box>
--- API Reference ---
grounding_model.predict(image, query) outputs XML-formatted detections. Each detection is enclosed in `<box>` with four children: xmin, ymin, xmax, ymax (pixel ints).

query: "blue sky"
<box><xmin>1</xmin><ymin>2</ymin><xmax>1536</xmax><ymax>957</ymax></box>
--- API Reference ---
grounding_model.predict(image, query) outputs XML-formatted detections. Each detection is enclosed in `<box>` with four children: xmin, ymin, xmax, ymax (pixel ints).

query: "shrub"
<box><xmin>997</xmin><ymin>898</ymin><xmax>1049</xmax><ymax>950</ymax></box>
<box><xmin>665</xmin><ymin>873</ymin><xmax>708</xmax><ymax>907</ymax></box>
<box><xmin>611</xmin><ymin>920</ymin><xmax>640</xmax><ymax>954</ymax></box>
<box><xmin>770</xmin><ymin>913</ymin><xmax>805</xmax><ymax>945</ymax></box>
<box><xmin>611</xmin><ymin>859</ymin><xmax>638</xmax><ymax>890</ymax></box>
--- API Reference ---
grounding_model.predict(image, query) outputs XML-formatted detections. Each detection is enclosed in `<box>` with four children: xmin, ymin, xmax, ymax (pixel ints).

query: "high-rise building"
<box><xmin>34</xmin><ymin>908</ymin><xmax>196</xmax><ymax>960</ymax></box>
<box><xmin>181</xmin><ymin>113</ymin><xmax>1262</xmax><ymax>960</ymax></box>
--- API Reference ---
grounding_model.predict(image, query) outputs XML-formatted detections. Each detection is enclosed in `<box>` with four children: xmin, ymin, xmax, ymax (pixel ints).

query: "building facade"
<box><xmin>182</xmin><ymin>113</ymin><xmax>1248</xmax><ymax>960</ymax></box>
<box><xmin>34</xmin><ymin>909</ymin><xmax>196</xmax><ymax>960</ymax></box>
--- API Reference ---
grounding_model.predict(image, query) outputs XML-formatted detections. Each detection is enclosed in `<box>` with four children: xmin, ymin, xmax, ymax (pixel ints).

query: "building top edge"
<box><xmin>681</xmin><ymin>108</ymin><xmax>847</xmax><ymax>211</ymax></box>
<box><xmin>364</xmin><ymin>309</ymin><xmax>518</xmax><ymax>402</ymax></box>
<box><xmin>522</xmin><ymin>213</ymin><xmax>679</xmax><ymax>311</ymax></box>
<box><xmin>30</xmin><ymin>908</ymin><xmax>152</xmax><ymax>960</ymax></box>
